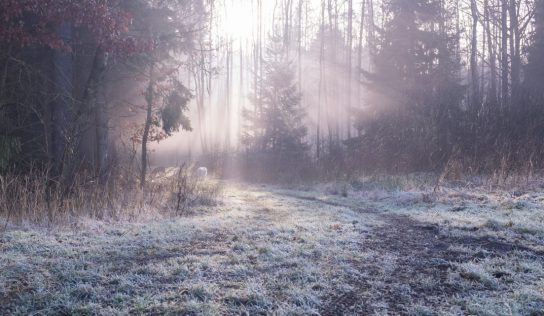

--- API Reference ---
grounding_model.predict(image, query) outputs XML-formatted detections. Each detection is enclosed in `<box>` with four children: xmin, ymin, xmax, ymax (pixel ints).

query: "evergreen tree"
<box><xmin>354</xmin><ymin>0</ymin><xmax>463</xmax><ymax>171</ymax></box>
<box><xmin>524</xmin><ymin>0</ymin><xmax>544</xmax><ymax>97</ymax></box>
<box><xmin>242</xmin><ymin>36</ymin><xmax>308</xmax><ymax>175</ymax></box>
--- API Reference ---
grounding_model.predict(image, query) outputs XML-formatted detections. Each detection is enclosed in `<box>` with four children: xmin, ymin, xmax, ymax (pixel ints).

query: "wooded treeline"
<box><xmin>353</xmin><ymin>0</ymin><xmax>544</xmax><ymax>176</ymax></box>
<box><xmin>0</xmin><ymin>0</ymin><xmax>207</xmax><ymax>190</ymax></box>
<box><xmin>1</xmin><ymin>0</ymin><xmax>544</xmax><ymax>186</ymax></box>
<box><xmin>349</xmin><ymin>0</ymin><xmax>544</xmax><ymax>175</ymax></box>
<box><xmin>234</xmin><ymin>0</ymin><xmax>544</xmax><ymax>180</ymax></box>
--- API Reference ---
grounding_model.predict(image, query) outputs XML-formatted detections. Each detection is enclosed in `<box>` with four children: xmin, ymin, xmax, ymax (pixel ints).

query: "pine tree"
<box><xmin>242</xmin><ymin>36</ymin><xmax>308</xmax><ymax>173</ymax></box>
<box><xmin>524</xmin><ymin>0</ymin><xmax>544</xmax><ymax>97</ymax></box>
<box><xmin>356</xmin><ymin>0</ymin><xmax>463</xmax><ymax>170</ymax></box>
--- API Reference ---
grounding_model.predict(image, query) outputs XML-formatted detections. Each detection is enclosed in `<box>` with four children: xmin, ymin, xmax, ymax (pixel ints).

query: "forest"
<box><xmin>1</xmin><ymin>0</ymin><xmax>544</xmax><ymax>314</ymax></box>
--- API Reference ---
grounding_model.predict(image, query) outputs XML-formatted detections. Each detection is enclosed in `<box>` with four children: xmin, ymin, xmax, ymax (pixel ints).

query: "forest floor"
<box><xmin>1</xmin><ymin>180</ymin><xmax>544</xmax><ymax>315</ymax></box>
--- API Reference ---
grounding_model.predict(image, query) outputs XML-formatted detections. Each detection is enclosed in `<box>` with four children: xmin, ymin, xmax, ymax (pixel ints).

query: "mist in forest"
<box><xmin>1</xmin><ymin>0</ymin><xmax>544</xmax><ymax>185</ymax></box>
<box><xmin>2</xmin><ymin>1</ymin><xmax>544</xmax><ymax>314</ymax></box>
<box><xmin>151</xmin><ymin>0</ymin><xmax>360</xmax><ymax>166</ymax></box>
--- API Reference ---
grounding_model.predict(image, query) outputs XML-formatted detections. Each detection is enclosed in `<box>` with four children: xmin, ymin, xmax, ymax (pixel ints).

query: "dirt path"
<box><xmin>264</xmin><ymin>187</ymin><xmax>544</xmax><ymax>315</ymax></box>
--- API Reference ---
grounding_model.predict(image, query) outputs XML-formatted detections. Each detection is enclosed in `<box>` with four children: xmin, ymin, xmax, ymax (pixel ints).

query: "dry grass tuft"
<box><xmin>0</xmin><ymin>165</ymin><xmax>222</xmax><ymax>228</ymax></box>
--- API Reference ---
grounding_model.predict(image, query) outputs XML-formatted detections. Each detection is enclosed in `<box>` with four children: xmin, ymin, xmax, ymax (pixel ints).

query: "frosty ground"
<box><xmin>1</xmin><ymin>180</ymin><xmax>543</xmax><ymax>315</ymax></box>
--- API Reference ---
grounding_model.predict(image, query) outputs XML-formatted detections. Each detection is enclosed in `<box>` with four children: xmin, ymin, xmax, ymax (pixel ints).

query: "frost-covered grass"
<box><xmin>277</xmin><ymin>176</ymin><xmax>544</xmax><ymax>315</ymax></box>
<box><xmin>280</xmin><ymin>176</ymin><xmax>544</xmax><ymax>249</ymax></box>
<box><xmin>382</xmin><ymin>186</ymin><xmax>544</xmax><ymax>252</ymax></box>
<box><xmin>1</xmin><ymin>179</ymin><xmax>543</xmax><ymax>315</ymax></box>
<box><xmin>0</xmin><ymin>184</ymin><xmax>383</xmax><ymax>315</ymax></box>
<box><xmin>448</xmin><ymin>252</ymin><xmax>544</xmax><ymax>315</ymax></box>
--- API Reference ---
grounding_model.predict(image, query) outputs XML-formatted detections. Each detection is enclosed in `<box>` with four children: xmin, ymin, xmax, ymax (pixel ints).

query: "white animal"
<box><xmin>196</xmin><ymin>167</ymin><xmax>208</xmax><ymax>178</ymax></box>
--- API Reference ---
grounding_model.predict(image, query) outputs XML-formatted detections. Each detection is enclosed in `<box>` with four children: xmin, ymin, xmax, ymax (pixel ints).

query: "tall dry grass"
<box><xmin>0</xmin><ymin>165</ymin><xmax>222</xmax><ymax>228</ymax></box>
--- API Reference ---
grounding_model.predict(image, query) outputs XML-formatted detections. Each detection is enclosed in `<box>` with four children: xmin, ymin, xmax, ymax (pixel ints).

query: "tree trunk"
<box><xmin>141</xmin><ymin>64</ymin><xmax>155</xmax><ymax>189</ymax></box>
<box><xmin>484</xmin><ymin>0</ymin><xmax>498</xmax><ymax>106</ymax></box>
<box><xmin>470</xmin><ymin>0</ymin><xmax>480</xmax><ymax>109</ymax></box>
<box><xmin>480</xmin><ymin>1</ymin><xmax>486</xmax><ymax>102</ymax></box>
<box><xmin>197</xmin><ymin>44</ymin><xmax>208</xmax><ymax>153</ymax></box>
<box><xmin>298</xmin><ymin>0</ymin><xmax>303</xmax><ymax>95</ymax></box>
<box><xmin>356</xmin><ymin>0</ymin><xmax>365</xmax><ymax>136</ymax></box>
<box><xmin>317</xmin><ymin>0</ymin><xmax>325</xmax><ymax>159</ymax></box>
<box><xmin>347</xmin><ymin>0</ymin><xmax>353</xmax><ymax>139</ymax></box>
<box><xmin>509</xmin><ymin>0</ymin><xmax>521</xmax><ymax>102</ymax></box>
<box><xmin>0</xmin><ymin>44</ymin><xmax>11</xmax><ymax>99</ymax></box>
<box><xmin>53</xmin><ymin>22</ymin><xmax>74</xmax><ymax>189</ymax></box>
<box><xmin>368</xmin><ymin>0</ymin><xmax>375</xmax><ymax>52</ymax></box>
<box><xmin>225</xmin><ymin>42</ymin><xmax>232</xmax><ymax>150</ymax></box>
<box><xmin>284</xmin><ymin>0</ymin><xmax>293</xmax><ymax>55</ymax></box>
<box><xmin>238</xmin><ymin>42</ymin><xmax>244</xmax><ymax>151</ymax></box>
<box><xmin>80</xmin><ymin>47</ymin><xmax>109</xmax><ymax>175</ymax></box>
<box><xmin>94</xmin><ymin>79</ymin><xmax>108</xmax><ymax>175</ymax></box>
<box><xmin>501</xmin><ymin>0</ymin><xmax>509</xmax><ymax>108</ymax></box>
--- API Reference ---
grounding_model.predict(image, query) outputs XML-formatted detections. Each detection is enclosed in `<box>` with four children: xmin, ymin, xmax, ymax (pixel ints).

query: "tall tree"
<box><xmin>525</xmin><ymin>0</ymin><xmax>544</xmax><ymax>95</ymax></box>
<box><xmin>242</xmin><ymin>36</ymin><xmax>308</xmax><ymax>172</ymax></box>
<box><xmin>317</xmin><ymin>0</ymin><xmax>326</xmax><ymax>158</ymax></box>
<box><xmin>0</xmin><ymin>0</ymin><xmax>134</xmax><ymax>188</ymax></box>
<box><xmin>470</xmin><ymin>0</ymin><xmax>481</xmax><ymax>109</ymax></box>
<box><xmin>483</xmin><ymin>0</ymin><xmax>498</xmax><ymax>106</ymax></box>
<box><xmin>501</xmin><ymin>0</ymin><xmax>509</xmax><ymax>107</ymax></box>
<box><xmin>346</xmin><ymin>0</ymin><xmax>354</xmax><ymax>139</ymax></box>
<box><xmin>125</xmin><ymin>0</ymin><xmax>204</xmax><ymax>188</ymax></box>
<box><xmin>358</xmin><ymin>0</ymin><xmax>463</xmax><ymax>170</ymax></box>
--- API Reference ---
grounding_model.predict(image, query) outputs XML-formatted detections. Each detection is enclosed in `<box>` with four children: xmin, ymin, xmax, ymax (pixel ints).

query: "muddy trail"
<box><xmin>317</xmin><ymin>206</ymin><xmax>542</xmax><ymax>315</ymax></box>
<box><xmin>231</xmin><ymin>186</ymin><xmax>543</xmax><ymax>315</ymax></box>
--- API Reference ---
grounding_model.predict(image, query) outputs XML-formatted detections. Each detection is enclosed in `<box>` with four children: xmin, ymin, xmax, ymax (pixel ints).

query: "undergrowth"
<box><xmin>0</xmin><ymin>165</ymin><xmax>222</xmax><ymax>228</ymax></box>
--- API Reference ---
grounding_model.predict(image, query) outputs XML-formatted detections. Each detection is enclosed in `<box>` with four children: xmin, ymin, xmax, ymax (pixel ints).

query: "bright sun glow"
<box><xmin>218</xmin><ymin>0</ymin><xmax>321</xmax><ymax>42</ymax></box>
<box><xmin>220</xmin><ymin>0</ymin><xmax>256</xmax><ymax>41</ymax></box>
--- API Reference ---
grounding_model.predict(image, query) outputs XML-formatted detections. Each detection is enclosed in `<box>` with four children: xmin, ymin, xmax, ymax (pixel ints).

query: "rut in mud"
<box><xmin>319</xmin><ymin>207</ymin><xmax>542</xmax><ymax>315</ymax></box>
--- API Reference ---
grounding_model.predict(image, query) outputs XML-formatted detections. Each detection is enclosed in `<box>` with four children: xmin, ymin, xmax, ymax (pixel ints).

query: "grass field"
<box><xmin>1</xmin><ymin>181</ymin><xmax>543</xmax><ymax>315</ymax></box>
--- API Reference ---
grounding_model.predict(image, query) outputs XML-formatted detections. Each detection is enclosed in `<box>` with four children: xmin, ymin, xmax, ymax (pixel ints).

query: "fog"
<box><xmin>2</xmin><ymin>0</ymin><xmax>543</xmax><ymax>178</ymax></box>
<box><xmin>149</xmin><ymin>0</ymin><xmax>374</xmax><ymax>166</ymax></box>
<box><xmin>2</xmin><ymin>1</ymin><xmax>544</xmax><ymax>312</ymax></box>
